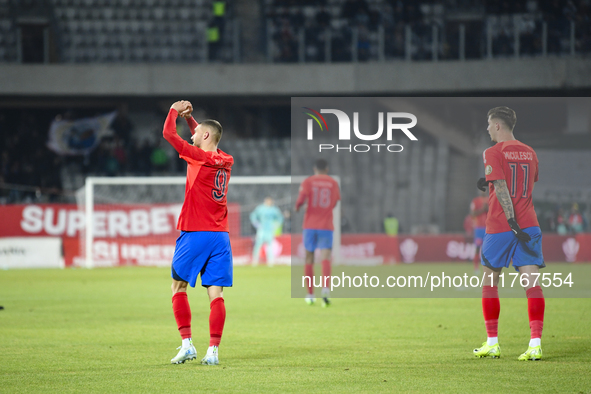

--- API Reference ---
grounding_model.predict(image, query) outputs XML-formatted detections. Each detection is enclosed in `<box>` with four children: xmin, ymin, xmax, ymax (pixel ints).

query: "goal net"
<box><xmin>75</xmin><ymin>176</ymin><xmax>293</xmax><ymax>268</ymax></box>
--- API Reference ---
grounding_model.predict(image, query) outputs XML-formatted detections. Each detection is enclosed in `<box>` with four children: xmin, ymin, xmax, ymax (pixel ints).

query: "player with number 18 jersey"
<box><xmin>295</xmin><ymin>159</ymin><xmax>340</xmax><ymax>307</ymax></box>
<box><xmin>297</xmin><ymin>175</ymin><xmax>340</xmax><ymax>232</ymax></box>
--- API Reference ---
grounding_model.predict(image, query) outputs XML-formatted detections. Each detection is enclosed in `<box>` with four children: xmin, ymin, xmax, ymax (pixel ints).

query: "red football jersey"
<box><xmin>296</xmin><ymin>174</ymin><xmax>340</xmax><ymax>230</ymax></box>
<box><xmin>470</xmin><ymin>196</ymin><xmax>488</xmax><ymax>228</ymax></box>
<box><xmin>163</xmin><ymin>109</ymin><xmax>234</xmax><ymax>232</ymax></box>
<box><xmin>483</xmin><ymin>140</ymin><xmax>539</xmax><ymax>233</ymax></box>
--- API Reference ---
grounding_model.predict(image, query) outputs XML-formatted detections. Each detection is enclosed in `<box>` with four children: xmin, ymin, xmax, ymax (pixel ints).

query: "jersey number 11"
<box><xmin>508</xmin><ymin>162</ymin><xmax>529</xmax><ymax>198</ymax></box>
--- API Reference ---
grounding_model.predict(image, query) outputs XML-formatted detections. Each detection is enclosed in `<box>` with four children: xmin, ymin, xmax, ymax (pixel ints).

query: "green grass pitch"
<box><xmin>1</xmin><ymin>265</ymin><xmax>590</xmax><ymax>393</ymax></box>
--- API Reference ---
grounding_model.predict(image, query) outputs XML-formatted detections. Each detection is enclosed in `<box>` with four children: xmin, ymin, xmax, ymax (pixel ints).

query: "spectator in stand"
<box><xmin>150</xmin><ymin>141</ymin><xmax>170</xmax><ymax>173</ymax></box>
<box><xmin>384</xmin><ymin>212</ymin><xmax>400</xmax><ymax>236</ymax></box>
<box><xmin>341</xmin><ymin>0</ymin><xmax>370</xmax><ymax>24</ymax></box>
<box><xmin>290</xmin><ymin>9</ymin><xmax>305</xmax><ymax>30</ymax></box>
<box><xmin>568</xmin><ymin>203</ymin><xmax>584</xmax><ymax>233</ymax></box>
<box><xmin>556</xmin><ymin>207</ymin><xmax>568</xmax><ymax>235</ymax></box>
<box><xmin>316</xmin><ymin>7</ymin><xmax>331</xmax><ymax>29</ymax></box>
<box><xmin>272</xmin><ymin>11</ymin><xmax>298</xmax><ymax>63</ymax></box>
<box><xmin>111</xmin><ymin>111</ymin><xmax>134</xmax><ymax>147</ymax></box>
<box><xmin>5</xmin><ymin>161</ymin><xmax>23</xmax><ymax>203</ymax></box>
<box><xmin>276</xmin><ymin>28</ymin><xmax>298</xmax><ymax>62</ymax></box>
<box><xmin>403</xmin><ymin>3</ymin><xmax>422</xmax><ymax>25</ymax></box>
<box><xmin>138</xmin><ymin>140</ymin><xmax>154</xmax><ymax>175</ymax></box>
<box><xmin>357</xmin><ymin>25</ymin><xmax>371</xmax><ymax>61</ymax></box>
<box><xmin>112</xmin><ymin>136</ymin><xmax>127</xmax><ymax>173</ymax></box>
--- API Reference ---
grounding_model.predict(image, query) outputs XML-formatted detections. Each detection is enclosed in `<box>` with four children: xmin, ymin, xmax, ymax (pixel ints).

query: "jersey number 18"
<box><xmin>311</xmin><ymin>186</ymin><xmax>331</xmax><ymax>208</ymax></box>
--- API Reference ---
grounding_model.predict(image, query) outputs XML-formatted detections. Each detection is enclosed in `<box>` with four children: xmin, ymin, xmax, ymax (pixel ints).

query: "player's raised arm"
<box><xmin>163</xmin><ymin>101</ymin><xmax>189</xmax><ymax>153</ymax></box>
<box><xmin>178</xmin><ymin>100</ymin><xmax>199</xmax><ymax>135</ymax></box>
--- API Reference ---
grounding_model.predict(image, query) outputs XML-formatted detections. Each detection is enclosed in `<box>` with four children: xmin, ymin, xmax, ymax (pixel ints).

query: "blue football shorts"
<box><xmin>473</xmin><ymin>227</ymin><xmax>486</xmax><ymax>247</ymax></box>
<box><xmin>481</xmin><ymin>226</ymin><xmax>545</xmax><ymax>271</ymax></box>
<box><xmin>171</xmin><ymin>231</ymin><xmax>233</xmax><ymax>288</ymax></box>
<box><xmin>303</xmin><ymin>229</ymin><xmax>333</xmax><ymax>252</ymax></box>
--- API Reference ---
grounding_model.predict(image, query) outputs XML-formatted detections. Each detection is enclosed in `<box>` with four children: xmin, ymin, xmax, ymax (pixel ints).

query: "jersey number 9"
<box><xmin>212</xmin><ymin>169</ymin><xmax>228</xmax><ymax>202</ymax></box>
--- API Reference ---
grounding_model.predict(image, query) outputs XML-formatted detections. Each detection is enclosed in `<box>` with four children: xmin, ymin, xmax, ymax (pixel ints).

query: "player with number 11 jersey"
<box><xmin>484</xmin><ymin>142</ymin><xmax>539</xmax><ymax>234</ymax></box>
<box><xmin>474</xmin><ymin>106</ymin><xmax>545</xmax><ymax>362</ymax></box>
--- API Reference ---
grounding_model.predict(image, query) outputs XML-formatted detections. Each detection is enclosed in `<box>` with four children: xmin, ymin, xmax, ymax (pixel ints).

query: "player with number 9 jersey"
<box><xmin>175</xmin><ymin>133</ymin><xmax>233</xmax><ymax>232</ymax></box>
<box><xmin>162</xmin><ymin>105</ymin><xmax>234</xmax><ymax>287</ymax></box>
<box><xmin>164</xmin><ymin>101</ymin><xmax>233</xmax><ymax>367</ymax></box>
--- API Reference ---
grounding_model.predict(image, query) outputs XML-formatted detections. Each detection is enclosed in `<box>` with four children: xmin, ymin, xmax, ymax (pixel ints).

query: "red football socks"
<box><xmin>305</xmin><ymin>264</ymin><xmax>314</xmax><ymax>295</ymax></box>
<box><xmin>526</xmin><ymin>286</ymin><xmax>545</xmax><ymax>339</ymax></box>
<box><xmin>172</xmin><ymin>292</ymin><xmax>192</xmax><ymax>339</ymax></box>
<box><xmin>482</xmin><ymin>286</ymin><xmax>500</xmax><ymax>338</ymax></box>
<box><xmin>321</xmin><ymin>259</ymin><xmax>331</xmax><ymax>286</ymax></box>
<box><xmin>209</xmin><ymin>297</ymin><xmax>226</xmax><ymax>347</ymax></box>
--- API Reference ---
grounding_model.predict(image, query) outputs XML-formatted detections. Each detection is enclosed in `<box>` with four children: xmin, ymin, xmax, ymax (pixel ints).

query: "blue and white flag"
<box><xmin>47</xmin><ymin>111</ymin><xmax>117</xmax><ymax>155</ymax></box>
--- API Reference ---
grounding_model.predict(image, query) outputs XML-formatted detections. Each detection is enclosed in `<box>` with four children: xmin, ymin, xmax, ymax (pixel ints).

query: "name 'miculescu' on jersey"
<box><xmin>163</xmin><ymin>108</ymin><xmax>234</xmax><ymax>232</ymax></box>
<box><xmin>483</xmin><ymin>140</ymin><xmax>539</xmax><ymax>234</ymax></box>
<box><xmin>295</xmin><ymin>174</ymin><xmax>340</xmax><ymax>231</ymax></box>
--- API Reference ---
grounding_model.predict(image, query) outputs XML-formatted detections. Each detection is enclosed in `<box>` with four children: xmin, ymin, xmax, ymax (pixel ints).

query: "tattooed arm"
<box><xmin>492</xmin><ymin>179</ymin><xmax>514</xmax><ymax>220</ymax></box>
<box><xmin>493</xmin><ymin>179</ymin><xmax>531</xmax><ymax>241</ymax></box>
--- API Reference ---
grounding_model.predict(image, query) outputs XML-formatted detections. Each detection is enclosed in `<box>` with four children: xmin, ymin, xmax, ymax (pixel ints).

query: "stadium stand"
<box><xmin>0</xmin><ymin>1</ymin><xmax>589</xmax><ymax>234</ymax></box>
<box><xmin>1</xmin><ymin>0</ymin><xmax>589</xmax><ymax>64</ymax></box>
<box><xmin>0</xmin><ymin>0</ymin><xmax>236</xmax><ymax>63</ymax></box>
<box><xmin>265</xmin><ymin>0</ymin><xmax>591</xmax><ymax>63</ymax></box>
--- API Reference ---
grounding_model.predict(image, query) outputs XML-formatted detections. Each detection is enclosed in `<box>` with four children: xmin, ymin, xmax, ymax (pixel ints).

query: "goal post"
<box><xmin>77</xmin><ymin>175</ymin><xmax>300</xmax><ymax>268</ymax></box>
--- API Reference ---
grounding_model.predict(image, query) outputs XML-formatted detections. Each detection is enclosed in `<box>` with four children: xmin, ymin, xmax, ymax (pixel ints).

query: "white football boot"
<box><xmin>201</xmin><ymin>346</ymin><xmax>219</xmax><ymax>365</ymax></box>
<box><xmin>171</xmin><ymin>341</ymin><xmax>197</xmax><ymax>364</ymax></box>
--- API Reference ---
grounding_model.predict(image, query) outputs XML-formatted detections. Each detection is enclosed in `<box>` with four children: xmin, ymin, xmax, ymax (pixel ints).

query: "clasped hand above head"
<box><xmin>171</xmin><ymin>100</ymin><xmax>193</xmax><ymax>118</ymax></box>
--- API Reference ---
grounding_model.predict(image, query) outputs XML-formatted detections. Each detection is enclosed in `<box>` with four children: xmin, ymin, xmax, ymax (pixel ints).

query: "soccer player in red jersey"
<box><xmin>473</xmin><ymin>106</ymin><xmax>545</xmax><ymax>361</ymax></box>
<box><xmin>470</xmin><ymin>190</ymin><xmax>488</xmax><ymax>274</ymax></box>
<box><xmin>163</xmin><ymin>100</ymin><xmax>233</xmax><ymax>366</ymax></box>
<box><xmin>295</xmin><ymin>159</ymin><xmax>340</xmax><ymax>307</ymax></box>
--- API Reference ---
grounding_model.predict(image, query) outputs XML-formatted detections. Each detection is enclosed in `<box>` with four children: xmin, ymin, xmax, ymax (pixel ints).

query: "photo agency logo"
<box><xmin>302</xmin><ymin>107</ymin><xmax>418</xmax><ymax>153</ymax></box>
